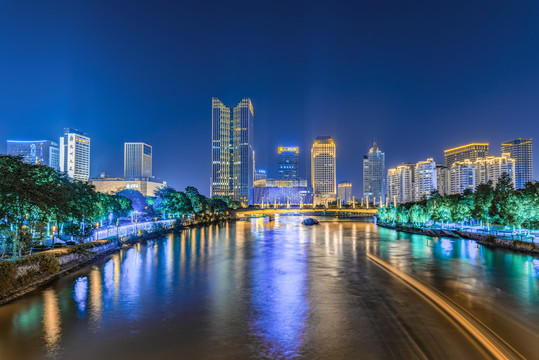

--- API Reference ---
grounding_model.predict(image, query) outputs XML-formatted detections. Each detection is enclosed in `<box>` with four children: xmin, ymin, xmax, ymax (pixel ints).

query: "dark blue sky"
<box><xmin>1</xmin><ymin>0</ymin><xmax>538</xmax><ymax>196</ymax></box>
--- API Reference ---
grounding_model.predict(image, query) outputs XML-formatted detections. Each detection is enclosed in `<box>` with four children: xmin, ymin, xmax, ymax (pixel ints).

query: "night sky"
<box><xmin>1</xmin><ymin>0</ymin><xmax>538</xmax><ymax>196</ymax></box>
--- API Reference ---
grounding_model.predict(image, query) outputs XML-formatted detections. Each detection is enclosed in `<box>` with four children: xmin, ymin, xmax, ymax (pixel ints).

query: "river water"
<box><xmin>0</xmin><ymin>217</ymin><xmax>538</xmax><ymax>359</ymax></box>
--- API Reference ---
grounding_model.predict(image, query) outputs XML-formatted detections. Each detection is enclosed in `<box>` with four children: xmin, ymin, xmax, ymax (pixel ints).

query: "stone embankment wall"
<box><xmin>378</xmin><ymin>223</ymin><xmax>539</xmax><ymax>255</ymax></box>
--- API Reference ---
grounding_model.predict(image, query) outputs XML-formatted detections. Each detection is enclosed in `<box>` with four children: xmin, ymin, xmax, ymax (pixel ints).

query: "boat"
<box><xmin>302</xmin><ymin>218</ymin><xmax>319</xmax><ymax>226</ymax></box>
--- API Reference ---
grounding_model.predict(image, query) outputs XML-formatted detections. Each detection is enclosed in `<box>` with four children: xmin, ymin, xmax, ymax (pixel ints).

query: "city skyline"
<box><xmin>1</xmin><ymin>1</ymin><xmax>538</xmax><ymax>195</ymax></box>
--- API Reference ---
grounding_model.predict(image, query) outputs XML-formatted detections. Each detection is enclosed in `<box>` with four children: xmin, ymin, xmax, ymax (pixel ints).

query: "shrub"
<box><xmin>484</xmin><ymin>235</ymin><xmax>497</xmax><ymax>243</ymax></box>
<box><xmin>37</xmin><ymin>253</ymin><xmax>60</xmax><ymax>274</ymax></box>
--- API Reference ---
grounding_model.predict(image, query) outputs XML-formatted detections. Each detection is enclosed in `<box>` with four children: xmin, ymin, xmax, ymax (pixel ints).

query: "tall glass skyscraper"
<box><xmin>6</xmin><ymin>140</ymin><xmax>60</xmax><ymax>170</ymax></box>
<box><xmin>124</xmin><ymin>142</ymin><xmax>152</xmax><ymax>179</ymax></box>
<box><xmin>211</xmin><ymin>98</ymin><xmax>254</xmax><ymax>204</ymax></box>
<box><xmin>277</xmin><ymin>146</ymin><xmax>299</xmax><ymax>181</ymax></box>
<box><xmin>501</xmin><ymin>138</ymin><xmax>533</xmax><ymax>189</ymax></box>
<box><xmin>311</xmin><ymin>136</ymin><xmax>336</xmax><ymax>204</ymax></box>
<box><xmin>363</xmin><ymin>142</ymin><xmax>385</xmax><ymax>201</ymax></box>
<box><xmin>59</xmin><ymin>128</ymin><xmax>90</xmax><ymax>181</ymax></box>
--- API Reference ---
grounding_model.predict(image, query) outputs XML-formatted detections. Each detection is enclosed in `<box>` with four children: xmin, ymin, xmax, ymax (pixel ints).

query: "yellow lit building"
<box><xmin>89</xmin><ymin>177</ymin><xmax>166</xmax><ymax>197</ymax></box>
<box><xmin>474</xmin><ymin>153</ymin><xmax>516</xmax><ymax>187</ymax></box>
<box><xmin>311</xmin><ymin>136</ymin><xmax>336</xmax><ymax>204</ymax></box>
<box><xmin>444</xmin><ymin>143</ymin><xmax>489</xmax><ymax>168</ymax></box>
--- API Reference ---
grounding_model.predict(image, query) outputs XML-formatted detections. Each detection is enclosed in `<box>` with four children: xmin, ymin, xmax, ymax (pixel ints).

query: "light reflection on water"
<box><xmin>0</xmin><ymin>218</ymin><xmax>537</xmax><ymax>359</ymax></box>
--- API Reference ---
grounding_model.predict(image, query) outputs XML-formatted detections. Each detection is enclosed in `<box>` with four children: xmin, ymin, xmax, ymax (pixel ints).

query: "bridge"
<box><xmin>235</xmin><ymin>207</ymin><xmax>378</xmax><ymax>218</ymax></box>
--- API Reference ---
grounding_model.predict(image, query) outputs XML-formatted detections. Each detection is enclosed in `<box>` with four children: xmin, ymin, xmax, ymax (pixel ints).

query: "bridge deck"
<box><xmin>236</xmin><ymin>208</ymin><xmax>377</xmax><ymax>217</ymax></box>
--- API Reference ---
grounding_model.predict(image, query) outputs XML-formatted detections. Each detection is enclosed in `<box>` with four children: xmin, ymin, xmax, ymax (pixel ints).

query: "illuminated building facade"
<box><xmin>363</xmin><ymin>142</ymin><xmax>385</xmax><ymax>201</ymax></box>
<box><xmin>414</xmin><ymin>158</ymin><xmax>437</xmax><ymax>201</ymax></box>
<box><xmin>89</xmin><ymin>177</ymin><xmax>166</xmax><ymax>197</ymax></box>
<box><xmin>338</xmin><ymin>182</ymin><xmax>352</xmax><ymax>204</ymax></box>
<box><xmin>474</xmin><ymin>153</ymin><xmax>516</xmax><ymax>187</ymax></box>
<box><xmin>124</xmin><ymin>142</ymin><xmax>152</xmax><ymax>178</ymax></box>
<box><xmin>211</xmin><ymin>98</ymin><xmax>254</xmax><ymax>204</ymax></box>
<box><xmin>6</xmin><ymin>140</ymin><xmax>60</xmax><ymax>170</ymax></box>
<box><xmin>449</xmin><ymin>160</ymin><xmax>475</xmax><ymax>194</ymax></box>
<box><xmin>501</xmin><ymin>138</ymin><xmax>533</xmax><ymax>189</ymax></box>
<box><xmin>277</xmin><ymin>146</ymin><xmax>299</xmax><ymax>181</ymax></box>
<box><xmin>387</xmin><ymin>165</ymin><xmax>413</xmax><ymax>204</ymax></box>
<box><xmin>444</xmin><ymin>142</ymin><xmax>489</xmax><ymax>168</ymax></box>
<box><xmin>255</xmin><ymin>169</ymin><xmax>267</xmax><ymax>181</ymax></box>
<box><xmin>59</xmin><ymin>128</ymin><xmax>90</xmax><ymax>181</ymax></box>
<box><xmin>436</xmin><ymin>164</ymin><xmax>450</xmax><ymax>196</ymax></box>
<box><xmin>311</xmin><ymin>136</ymin><xmax>336</xmax><ymax>204</ymax></box>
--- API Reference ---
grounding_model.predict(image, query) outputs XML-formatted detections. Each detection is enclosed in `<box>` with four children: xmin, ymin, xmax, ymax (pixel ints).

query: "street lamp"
<box><xmin>51</xmin><ymin>225</ymin><xmax>56</xmax><ymax>249</ymax></box>
<box><xmin>116</xmin><ymin>221</ymin><xmax>119</xmax><ymax>238</ymax></box>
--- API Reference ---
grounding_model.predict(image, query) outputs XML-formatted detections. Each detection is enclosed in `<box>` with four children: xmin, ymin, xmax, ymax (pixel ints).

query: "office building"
<box><xmin>311</xmin><ymin>136</ymin><xmax>336</xmax><ymax>204</ymax></box>
<box><xmin>59</xmin><ymin>128</ymin><xmax>91</xmax><ymax>181</ymax></box>
<box><xmin>6</xmin><ymin>140</ymin><xmax>60</xmax><ymax>170</ymax></box>
<box><xmin>475</xmin><ymin>153</ymin><xmax>516</xmax><ymax>187</ymax></box>
<box><xmin>211</xmin><ymin>98</ymin><xmax>254</xmax><ymax>204</ymax></box>
<box><xmin>89</xmin><ymin>177</ymin><xmax>166</xmax><ymax>197</ymax></box>
<box><xmin>387</xmin><ymin>165</ymin><xmax>413</xmax><ymax>205</ymax></box>
<box><xmin>363</xmin><ymin>142</ymin><xmax>385</xmax><ymax>201</ymax></box>
<box><xmin>124</xmin><ymin>142</ymin><xmax>152</xmax><ymax>179</ymax></box>
<box><xmin>338</xmin><ymin>182</ymin><xmax>352</xmax><ymax>204</ymax></box>
<box><xmin>501</xmin><ymin>138</ymin><xmax>533</xmax><ymax>189</ymax></box>
<box><xmin>414</xmin><ymin>158</ymin><xmax>437</xmax><ymax>201</ymax></box>
<box><xmin>449</xmin><ymin>160</ymin><xmax>475</xmax><ymax>195</ymax></box>
<box><xmin>277</xmin><ymin>147</ymin><xmax>299</xmax><ymax>181</ymax></box>
<box><xmin>444</xmin><ymin>143</ymin><xmax>489</xmax><ymax>168</ymax></box>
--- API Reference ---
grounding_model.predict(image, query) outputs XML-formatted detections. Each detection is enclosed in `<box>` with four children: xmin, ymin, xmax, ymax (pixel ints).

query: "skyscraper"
<box><xmin>363</xmin><ymin>142</ymin><xmax>385</xmax><ymax>201</ymax></box>
<box><xmin>444</xmin><ymin>143</ymin><xmax>489</xmax><ymax>168</ymax></box>
<box><xmin>311</xmin><ymin>136</ymin><xmax>336</xmax><ymax>204</ymax></box>
<box><xmin>6</xmin><ymin>140</ymin><xmax>60</xmax><ymax>170</ymax></box>
<box><xmin>277</xmin><ymin>147</ymin><xmax>299</xmax><ymax>181</ymax></box>
<box><xmin>338</xmin><ymin>182</ymin><xmax>352</xmax><ymax>204</ymax></box>
<box><xmin>414</xmin><ymin>158</ymin><xmax>437</xmax><ymax>201</ymax></box>
<box><xmin>211</xmin><ymin>97</ymin><xmax>254</xmax><ymax>204</ymax></box>
<box><xmin>124</xmin><ymin>142</ymin><xmax>152</xmax><ymax>179</ymax></box>
<box><xmin>59</xmin><ymin>128</ymin><xmax>90</xmax><ymax>181</ymax></box>
<box><xmin>501</xmin><ymin>138</ymin><xmax>533</xmax><ymax>189</ymax></box>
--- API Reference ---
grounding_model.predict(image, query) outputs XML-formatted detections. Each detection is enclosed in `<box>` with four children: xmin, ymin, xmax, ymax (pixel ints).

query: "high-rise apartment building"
<box><xmin>387</xmin><ymin>165</ymin><xmax>413</xmax><ymax>205</ymax></box>
<box><xmin>277</xmin><ymin>147</ymin><xmax>299</xmax><ymax>181</ymax></box>
<box><xmin>59</xmin><ymin>128</ymin><xmax>90</xmax><ymax>181</ymax></box>
<box><xmin>414</xmin><ymin>158</ymin><xmax>437</xmax><ymax>201</ymax></box>
<box><xmin>501</xmin><ymin>138</ymin><xmax>533</xmax><ymax>189</ymax></box>
<box><xmin>124</xmin><ymin>142</ymin><xmax>152</xmax><ymax>179</ymax></box>
<box><xmin>211</xmin><ymin>98</ymin><xmax>254</xmax><ymax>204</ymax></box>
<box><xmin>436</xmin><ymin>164</ymin><xmax>450</xmax><ymax>196</ymax></box>
<box><xmin>449</xmin><ymin>160</ymin><xmax>475</xmax><ymax>195</ymax></box>
<box><xmin>6</xmin><ymin>140</ymin><xmax>60</xmax><ymax>170</ymax></box>
<box><xmin>474</xmin><ymin>153</ymin><xmax>516</xmax><ymax>187</ymax></box>
<box><xmin>338</xmin><ymin>182</ymin><xmax>352</xmax><ymax>204</ymax></box>
<box><xmin>444</xmin><ymin>143</ymin><xmax>489</xmax><ymax>168</ymax></box>
<box><xmin>363</xmin><ymin>142</ymin><xmax>385</xmax><ymax>201</ymax></box>
<box><xmin>311</xmin><ymin>136</ymin><xmax>336</xmax><ymax>204</ymax></box>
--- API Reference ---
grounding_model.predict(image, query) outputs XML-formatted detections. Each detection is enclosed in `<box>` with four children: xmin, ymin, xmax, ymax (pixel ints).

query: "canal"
<box><xmin>0</xmin><ymin>217</ymin><xmax>538</xmax><ymax>359</ymax></box>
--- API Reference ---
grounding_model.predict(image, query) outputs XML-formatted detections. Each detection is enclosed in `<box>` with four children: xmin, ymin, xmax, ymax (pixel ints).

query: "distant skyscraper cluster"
<box><xmin>386</xmin><ymin>139</ymin><xmax>533</xmax><ymax>205</ymax></box>
<box><xmin>5</xmin><ymin>128</ymin><xmax>166</xmax><ymax>197</ymax></box>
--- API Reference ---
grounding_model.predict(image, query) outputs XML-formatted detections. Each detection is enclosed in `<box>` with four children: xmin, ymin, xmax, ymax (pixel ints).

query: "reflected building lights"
<box><xmin>89</xmin><ymin>268</ymin><xmax>103</xmax><ymax>328</ymax></box>
<box><xmin>42</xmin><ymin>289</ymin><xmax>61</xmax><ymax>356</ymax></box>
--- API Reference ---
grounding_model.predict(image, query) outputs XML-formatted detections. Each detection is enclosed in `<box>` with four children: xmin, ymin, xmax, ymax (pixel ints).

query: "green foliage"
<box><xmin>0</xmin><ymin>155</ymin><xmax>134</xmax><ymax>257</ymax></box>
<box><xmin>377</xmin><ymin>172</ymin><xmax>538</xmax><ymax>231</ymax></box>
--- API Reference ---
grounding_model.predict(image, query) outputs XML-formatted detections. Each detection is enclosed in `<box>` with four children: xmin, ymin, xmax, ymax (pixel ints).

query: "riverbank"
<box><xmin>0</xmin><ymin>218</ymin><xmax>234</xmax><ymax>306</ymax></box>
<box><xmin>378</xmin><ymin>222</ymin><xmax>539</xmax><ymax>255</ymax></box>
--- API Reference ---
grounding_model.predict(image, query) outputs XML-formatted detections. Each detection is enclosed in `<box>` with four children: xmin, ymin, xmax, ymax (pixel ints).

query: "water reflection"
<box><xmin>250</xmin><ymin>219</ymin><xmax>308</xmax><ymax>357</ymax></box>
<box><xmin>0</xmin><ymin>219</ymin><xmax>537</xmax><ymax>359</ymax></box>
<box><xmin>73</xmin><ymin>277</ymin><xmax>88</xmax><ymax>316</ymax></box>
<box><xmin>42</xmin><ymin>289</ymin><xmax>61</xmax><ymax>357</ymax></box>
